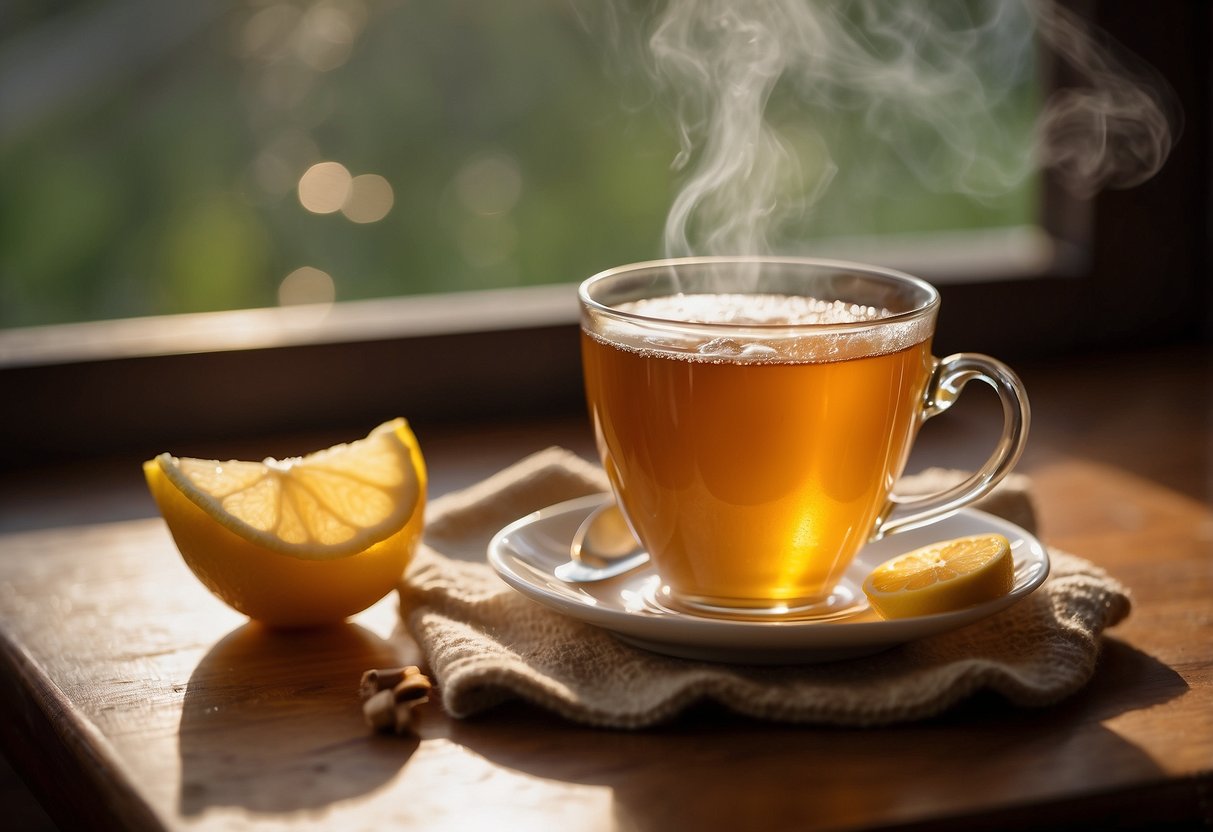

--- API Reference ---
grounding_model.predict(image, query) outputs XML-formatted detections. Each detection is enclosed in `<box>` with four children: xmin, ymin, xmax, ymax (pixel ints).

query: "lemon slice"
<box><xmin>862</xmin><ymin>534</ymin><xmax>1014</xmax><ymax>619</ymax></box>
<box><xmin>154</xmin><ymin>418</ymin><xmax>421</xmax><ymax>559</ymax></box>
<box><xmin>145</xmin><ymin>418</ymin><xmax>426</xmax><ymax>627</ymax></box>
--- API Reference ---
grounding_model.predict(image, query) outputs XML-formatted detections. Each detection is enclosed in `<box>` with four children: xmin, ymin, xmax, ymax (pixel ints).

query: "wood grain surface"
<box><xmin>1</xmin><ymin>345</ymin><xmax>1210</xmax><ymax>831</ymax></box>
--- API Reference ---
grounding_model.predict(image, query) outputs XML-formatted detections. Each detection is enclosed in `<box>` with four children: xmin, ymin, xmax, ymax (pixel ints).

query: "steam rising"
<box><xmin>593</xmin><ymin>0</ymin><xmax>1179</xmax><ymax>258</ymax></box>
<box><xmin>1032</xmin><ymin>2</ymin><xmax>1178</xmax><ymax>197</ymax></box>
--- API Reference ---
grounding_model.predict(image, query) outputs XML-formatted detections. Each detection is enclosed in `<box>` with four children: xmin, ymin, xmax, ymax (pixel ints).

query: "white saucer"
<box><xmin>488</xmin><ymin>494</ymin><xmax>1050</xmax><ymax>664</ymax></box>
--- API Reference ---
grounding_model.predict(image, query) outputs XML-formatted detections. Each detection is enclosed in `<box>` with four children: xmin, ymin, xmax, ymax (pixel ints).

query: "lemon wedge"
<box><xmin>144</xmin><ymin>418</ymin><xmax>426</xmax><ymax>627</ymax></box>
<box><xmin>862</xmin><ymin>534</ymin><xmax>1014</xmax><ymax>619</ymax></box>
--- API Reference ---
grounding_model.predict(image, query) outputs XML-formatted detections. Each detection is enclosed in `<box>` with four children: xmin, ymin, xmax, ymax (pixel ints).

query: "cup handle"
<box><xmin>874</xmin><ymin>353</ymin><xmax>1030</xmax><ymax>539</ymax></box>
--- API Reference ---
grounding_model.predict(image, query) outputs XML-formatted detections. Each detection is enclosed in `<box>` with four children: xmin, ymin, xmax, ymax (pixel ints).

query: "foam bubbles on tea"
<box><xmin>607</xmin><ymin>293</ymin><xmax>909</xmax><ymax>363</ymax></box>
<box><xmin>694</xmin><ymin>337</ymin><xmax>780</xmax><ymax>360</ymax></box>
<box><xmin>621</xmin><ymin>293</ymin><xmax>889</xmax><ymax>326</ymax></box>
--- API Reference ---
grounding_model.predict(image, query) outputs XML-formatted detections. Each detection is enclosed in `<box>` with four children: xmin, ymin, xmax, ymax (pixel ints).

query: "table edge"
<box><xmin>0</xmin><ymin>627</ymin><xmax>166</xmax><ymax>832</ymax></box>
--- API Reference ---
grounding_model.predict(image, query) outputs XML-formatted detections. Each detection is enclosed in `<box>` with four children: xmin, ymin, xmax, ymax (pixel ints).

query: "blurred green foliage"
<box><xmin>0</xmin><ymin>0</ymin><xmax>1035</xmax><ymax>329</ymax></box>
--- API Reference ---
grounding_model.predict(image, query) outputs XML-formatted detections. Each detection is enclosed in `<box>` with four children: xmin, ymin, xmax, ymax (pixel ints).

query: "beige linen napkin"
<box><xmin>395</xmin><ymin>448</ymin><xmax>1130</xmax><ymax>728</ymax></box>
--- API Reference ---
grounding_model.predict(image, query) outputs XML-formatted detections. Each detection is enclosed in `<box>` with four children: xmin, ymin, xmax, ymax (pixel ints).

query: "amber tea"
<box><xmin>583</xmin><ymin>294</ymin><xmax>934</xmax><ymax>609</ymax></box>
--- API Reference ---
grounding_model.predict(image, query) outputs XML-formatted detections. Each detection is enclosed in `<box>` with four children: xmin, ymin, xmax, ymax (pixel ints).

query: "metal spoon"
<box><xmin>553</xmin><ymin>501</ymin><xmax>650</xmax><ymax>583</ymax></box>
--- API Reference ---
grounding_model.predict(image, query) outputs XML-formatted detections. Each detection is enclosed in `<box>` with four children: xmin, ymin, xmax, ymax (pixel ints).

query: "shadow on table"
<box><xmin>178</xmin><ymin>622</ymin><xmax>415</xmax><ymax>815</ymax></box>
<box><xmin>446</xmin><ymin>638</ymin><xmax>1189</xmax><ymax>831</ymax></box>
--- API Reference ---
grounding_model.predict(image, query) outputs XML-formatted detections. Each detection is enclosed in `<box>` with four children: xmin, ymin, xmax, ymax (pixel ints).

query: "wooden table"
<box><xmin>1</xmin><ymin>344</ymin><xmax>1210</xmax><ymax>831</ymax></box>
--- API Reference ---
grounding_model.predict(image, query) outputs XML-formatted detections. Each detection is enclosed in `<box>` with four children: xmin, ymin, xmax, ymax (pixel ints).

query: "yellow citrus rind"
<box><xmin>144</xmin><ymin>419</ymin><xmax>426</xmax><ymax>627</ymax></box>
<box><xmin>862</xmin><ymin>533</ymin><xmax>1014</xmax><ymax>619</ymax></box>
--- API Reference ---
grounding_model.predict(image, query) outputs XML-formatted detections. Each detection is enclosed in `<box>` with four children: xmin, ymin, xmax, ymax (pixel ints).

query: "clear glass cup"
<box><xmin>579</xmin><ymin>256</ymin><xmax>1029</xmax><ymax>619</ymax></box>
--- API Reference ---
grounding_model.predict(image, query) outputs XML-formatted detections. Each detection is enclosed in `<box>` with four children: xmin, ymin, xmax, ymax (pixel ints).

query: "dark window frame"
<box><xmin>2</xmin><ymin>1</ymin><xmax>1208</xmax><ymax>467</ymax></box>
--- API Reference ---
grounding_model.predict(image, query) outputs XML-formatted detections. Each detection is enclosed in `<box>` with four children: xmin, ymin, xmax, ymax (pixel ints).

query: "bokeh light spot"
<box><xmin>241</xmin><ymin>4</ymin><xmax>300</xmax><ymax>62</ymax></box>
<box><xmin>296</xmin><ymin>3</ymin><xmax>357</xmax><ymax>72</ymax></box>
<box><xmin>278</xmin><ymin>266</ymin><xmax>336</xmax><ymax>306</ymax></box>
<box><xmin>298</xmin><ymin>161</ymin><xmax>352</xmax><ymax>214</ymax></box>
<box><xmin>341</xmin><ymin>174</ymin><xmax>394</xmax><ymax>223</ymax></box>
<box><xmin>454</xmin><ymin>153</ymin><xmax>523</xmax><ymax>216</ymax></box>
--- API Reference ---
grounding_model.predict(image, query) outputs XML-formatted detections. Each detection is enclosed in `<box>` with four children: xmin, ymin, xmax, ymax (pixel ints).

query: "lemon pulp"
<box><xmin>862</xmin><ymin>533</ymin><xmax>1013</xmax><ymax>619</ymax></box>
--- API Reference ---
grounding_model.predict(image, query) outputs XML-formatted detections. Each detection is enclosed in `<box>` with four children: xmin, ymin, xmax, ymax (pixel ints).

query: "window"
<box><xmin>2</xmin><ymin>1</ymin><xmax>1045</xmax><ymax>330</ymax></box>
<box><xmin>1</xmin><ymin>1</ymin><xmax>1207</xmax><ymax>466</ymax></box>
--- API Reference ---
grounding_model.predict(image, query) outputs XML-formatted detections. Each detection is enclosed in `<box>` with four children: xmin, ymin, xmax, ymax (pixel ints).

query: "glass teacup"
<box><xmin>579</xmin><ymin>256</ymin><xmax>1029</xmax><ymax>619</ymax></box>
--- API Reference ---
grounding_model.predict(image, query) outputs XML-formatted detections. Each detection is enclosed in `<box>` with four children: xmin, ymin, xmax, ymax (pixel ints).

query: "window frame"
<box><xmin>2</xmin><ymin>0</ymin><xmax>1208</xmax><ymax>467</ymax></box>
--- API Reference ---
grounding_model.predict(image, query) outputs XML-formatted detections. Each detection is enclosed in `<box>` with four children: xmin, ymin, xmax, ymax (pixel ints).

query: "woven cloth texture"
<box><xmin>394</xmin><ymin>448</ymin><xmax>1130</xmax><ymax>729</ymax></box>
